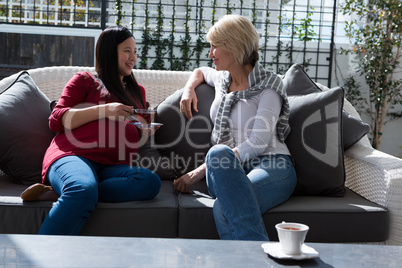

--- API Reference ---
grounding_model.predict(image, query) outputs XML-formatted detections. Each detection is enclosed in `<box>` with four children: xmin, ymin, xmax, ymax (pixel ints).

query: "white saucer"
<box><xmin>130</xmin><ymin>122</ymin><xmax>163</xmax><ymax>128</ymax></box>
<box><xmin>261</xmin><ymin>242</ymin><xmax>319</xmax><ymax>260</ymax></box>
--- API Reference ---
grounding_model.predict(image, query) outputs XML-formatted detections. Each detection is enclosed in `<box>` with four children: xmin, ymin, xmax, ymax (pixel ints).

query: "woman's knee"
<box><xmin>143</xmin><ymin>170</ymin><xmax>161</xmax><ymax>198</ymax></box>
<box><xmin>206</xmin><ymin>144</ymin><xmax>236</xmax><ymax>169</ymax></box>
<box><xmin>207</xmin><ymin>144</ymin><xmax>232</xmax><ymax>159</ymax></box>
<box><xmin>62</xmin><ymin>179</ymin><xmax>99</xmax><ymax>210</ymax></box>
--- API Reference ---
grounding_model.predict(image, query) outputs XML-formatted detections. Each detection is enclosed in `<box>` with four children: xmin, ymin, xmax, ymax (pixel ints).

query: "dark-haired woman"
<box><xmin>22</xmin><ymin>26</ymin><xmax>161</xmax><ymax>235</ymax></box>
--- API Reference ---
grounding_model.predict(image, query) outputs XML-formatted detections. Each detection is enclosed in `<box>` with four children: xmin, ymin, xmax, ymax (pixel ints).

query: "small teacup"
<box><xmin>275</xmin><ymin>222</ymin><xmax>309</xmax><ymax>255</ymax></box>
<box><xmin>134</xmin><ymin>109</ymin><xmax>155</xmax><ymax>126</ymax></box>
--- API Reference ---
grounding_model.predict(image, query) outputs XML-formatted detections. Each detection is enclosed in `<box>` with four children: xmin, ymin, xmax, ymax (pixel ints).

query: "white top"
<box><xmin>200</xmin><ymin>67</ymin><xmax>291</xmax><ymax>162</ymax></box>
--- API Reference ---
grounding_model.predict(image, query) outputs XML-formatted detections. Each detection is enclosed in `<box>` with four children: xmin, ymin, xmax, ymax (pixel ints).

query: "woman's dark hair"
<box><xmin>95</xmin><ymin>26</ymin><xmax>145</xmax><ymax>109</ymax></box>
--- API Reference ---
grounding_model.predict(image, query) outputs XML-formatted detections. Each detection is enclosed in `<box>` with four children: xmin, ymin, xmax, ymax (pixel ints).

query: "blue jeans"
<box><xmin>39</xmin><ymin>155</ymin><xmax>161</xmax><ymax>235</ymax></box>
<box><xmin>206</xmin><ymin>144</ymin><xmax>297</xmax><ymax>241</ymax></box>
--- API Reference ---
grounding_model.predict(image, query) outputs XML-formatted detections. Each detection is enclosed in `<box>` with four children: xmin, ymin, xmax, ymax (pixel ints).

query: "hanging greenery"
<box><xmin>178</xmin><ymin>0</ymin><xmax>193</xmax><ymax>70</ymax></box>
<box><xmin>168</xmin><ymin>0</ymin><xmax>180</xmax><ymax>70</ymax></box>
<box><xmin>194</xmin><ymin>0</ymin><xmax>209</xmax><ymax>67</ymax></box>
<box><xmin>115</xmin><ymin>0</ymin><xmax>123</xmax><ymax>26</ymax></box>
<box><xmin>269</xmin><ymin>2</ymin><xmax>319</xmax><ymax>73</ymax></box>
<box><xmin>139</xmin><ymin>0</ymin><xmax>151</xmax><ymax>69</ymax></box>
<box><xmin>225</xmin><ymin>0</ymin><xmax>234</xmax><ymax>14</ymax></box>
<box><xmin>251</xmin><ymin>0</ymin><xmax>257</xmax><ymax>25</ymax></box>
<box><xmin>130</xmin><ymin>0</ymin><xmax>138</xmax><ymax>33</ymax></box>
<box><xmin>151</xmin><ymin>0</ymin><xmax>169</xmax><ymax>70</ymax></box>
<box><xmin>260</xmin><ymin>4</ymin><xmax>271</xmax><ymax>67</ymax></box>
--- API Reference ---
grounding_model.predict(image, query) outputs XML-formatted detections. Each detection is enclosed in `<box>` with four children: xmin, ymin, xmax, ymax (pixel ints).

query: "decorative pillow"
<box><xmin>154</xmin><ymin>84</ymin><xmax>215</xmax><ymax>177</ymax></box>
<box><xmin>286</xmin><ymin>87</ymin><xmax>346</xmax><ymax>196</ymax></box>
<box><xmin>0</xmin><ymin>71</ymin><xmax>55</xmax><ymax>185</ymax></box>
<box><xmin>283</xmin><ymin>63</ymin><xmax>370</xmax><ymax>150</ymax></box>
<box><xmin>342</xmin><ymin>110</ymin><xmax>371</xmax><ymax>150</ymax></box>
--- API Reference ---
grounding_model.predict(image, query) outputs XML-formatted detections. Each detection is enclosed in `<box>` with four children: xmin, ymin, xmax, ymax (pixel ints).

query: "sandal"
<box><xmin>20</xmin><ymin>183</ymin><xmax>59</xmax><ymax>202</ymax></box>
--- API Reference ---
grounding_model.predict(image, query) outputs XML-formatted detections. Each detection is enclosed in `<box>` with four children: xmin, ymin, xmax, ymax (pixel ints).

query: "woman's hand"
<box><xmin>173</xmin><ymin>163</ymin><xmax>206</xmax><ymax>193</ymax></box>
<box><xmin>179</xmin><ymin>68</ymin><xmax>205</xmax><ymax>120</ymax></box>
<box><xmin>180</xmin><ymin>88</ymin><xmax>198</xmax><ymax>120</ymax></box>
<box><xmin>103</xmin><ymin>103</ymin><xmax>134</xmax><ymax>121</ymax></box>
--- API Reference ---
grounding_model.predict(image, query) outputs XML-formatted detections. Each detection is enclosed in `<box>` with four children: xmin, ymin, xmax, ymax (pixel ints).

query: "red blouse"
<box><xmin>41</xmin><ymin>72</ymin><xmax>145</xmax><ymax>183</ymax></box>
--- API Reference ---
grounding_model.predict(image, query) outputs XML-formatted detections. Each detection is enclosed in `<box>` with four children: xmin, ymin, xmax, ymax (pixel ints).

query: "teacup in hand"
<box><xmin>134</xmin><ymin>109</ymin><xmax>156</xmax><ymax>127</ymax></box>
<box><xmin>275</xmin><ymin>222</ymin><xmax>309</xmax><ymax>255</ymax></box>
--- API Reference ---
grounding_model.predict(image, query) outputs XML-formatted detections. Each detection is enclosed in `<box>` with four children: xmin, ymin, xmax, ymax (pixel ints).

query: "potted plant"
<box><xmin>340</xmin><ymin>0</ymin><xmax>401</xmax><ymax>149</ymax></box>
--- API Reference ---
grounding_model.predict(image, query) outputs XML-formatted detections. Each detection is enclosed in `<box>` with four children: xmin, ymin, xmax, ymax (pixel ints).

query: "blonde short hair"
<box><xmin>206</xmin><ymin>15</ymin><xmax>259</xmax><ymax>66</ymax></box>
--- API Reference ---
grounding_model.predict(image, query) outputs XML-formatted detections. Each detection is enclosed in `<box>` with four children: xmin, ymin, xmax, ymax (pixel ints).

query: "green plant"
<box><xmin>340</xmin><ymin>0</ymin><xmax>402</xmax><ymax>149</ymax></box>
<box><xmin>178</xmin><ymin>0</ymin><xmax>193</xmax><ymax>70</ymax></box>
<box><xmin>150</xmin><ymin>0</ymin><xmax>168</xmax><ymax>70</ymax></box>
<box><xmin>268</xmin><ymin>4</ymin><xmax>319</xmax><ymax>73</ymax></box>
<box><xmin>168</xmin><ymin>0</ymin><xmax>181</xmax><ymax>70</ymax></box>
<box><xmin>139</xmin><ymin>0</ymin><xmax>151</xmax><ymax>69</ymax></box>
<box><xmin>193</xmin><ymin>0</ymin><xmax>208</xmax><ymax>67</ymax></box>
<box><xmin>225</xmin><ymin>0</ymin><xmax>234</xmax><ymax>14</ymax></box>
<box><xmin>295</xmin><ymin>6</ymin><xmax>320</xmax><ymax>42</ymax></box>
<box><xmin>342</xmin><ymin>75</ymin><xmax>368</xmax><ymax>111</ymax></box>
<box><xmin>115</xmin><ymin>0</ymin><xmax>123</xmax><ymax>26</ymax></box>
<box><xmin>259</xmin><ymin>4</ymin><xmax>271</xmax><ymax>64</ymax></box>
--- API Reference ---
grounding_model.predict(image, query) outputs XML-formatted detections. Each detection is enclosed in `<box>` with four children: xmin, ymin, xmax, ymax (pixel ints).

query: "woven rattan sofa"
<box><xmin>1</xmin><ymin>66</ymin><xmax>401</xmax><ymax>245</ymax></box>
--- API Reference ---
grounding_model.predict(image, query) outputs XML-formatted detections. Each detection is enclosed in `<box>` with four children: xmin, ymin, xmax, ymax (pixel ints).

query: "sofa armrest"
<box><xmin>344</xmin><ymin>143</ymin><xmax>402</xmax><ymax>245</ymax></box>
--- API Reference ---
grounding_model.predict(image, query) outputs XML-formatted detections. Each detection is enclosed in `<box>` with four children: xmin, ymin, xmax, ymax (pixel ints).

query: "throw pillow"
<box><xmin>0</xmin><ymin>71</ymin><xmax>55</xmax><ymax>185</ymax></box>
<box><xmin>342</xmin><ymin>110</ymin><xmax>371</xmax><ymax>150</ymax></box>
<box><xmin>283</xmin><ymin>63</ymin><xmax>370</xmax><ymax>150</ymax></box>
<box><xmin>154</xmin><ymin>84</ymin><xmax>215</xmax><ymax>177</ymax></box>
<box><xmin>286</xmin><ymin>87</ymin><xmax>346</xmax><ymax>196</ymax></box>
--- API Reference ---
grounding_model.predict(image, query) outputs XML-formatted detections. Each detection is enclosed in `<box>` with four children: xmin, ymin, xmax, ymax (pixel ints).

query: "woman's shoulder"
<box><xmin>64</xmin><ymin>72</ymin><xmax>101</xmax><ymax>95</ymax></box>
<box><xmin>72</xmin><ymin>71</ymin><xmax>97</xmax><ymax>81</ymax></box>
<box><xmin>67</xmin><ymin>71</ymin><xmax>97</xmax><ymax>84</ymax></box>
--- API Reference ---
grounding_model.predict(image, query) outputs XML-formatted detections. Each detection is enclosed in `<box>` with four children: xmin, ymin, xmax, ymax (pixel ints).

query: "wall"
<box><xmin>0</xmin><ymin>25</ymin><xmax>101</xmax><ymax>80</ymax></box>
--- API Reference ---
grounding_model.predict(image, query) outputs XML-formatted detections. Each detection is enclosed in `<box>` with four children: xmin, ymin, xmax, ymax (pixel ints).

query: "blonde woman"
<box><xmin>174</xmin><ymin>15</ymin><xmax>296</xmax><ymax>241</ymax></box>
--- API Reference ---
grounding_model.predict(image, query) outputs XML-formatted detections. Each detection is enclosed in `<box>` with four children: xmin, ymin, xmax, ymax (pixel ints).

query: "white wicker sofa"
<box><xmin>0</xmin><ymin>66</ymin><xmax>401</xmax><ymax>245</ymax></box>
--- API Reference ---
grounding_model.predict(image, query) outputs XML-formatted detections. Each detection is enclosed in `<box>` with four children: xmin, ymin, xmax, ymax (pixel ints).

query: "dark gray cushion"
<box><xmin>263</xmin><ymin>189</ymin><xmax>389</xmax><ymax>243</ymax></box>
<box><xmin>177</xmin><ymin>181</ymin><xmax>219</xmax><ymax>239</ymax></box>
<box><xmin>283</xmin><ymin>64</ymin><xmax>370</xmax><ymax>150</ymax></box>
<box><xmin>175</xmin><ymin>180</ymin><xmax>388</xmax><ymax>242</ymax></box>
<box><xmin>81</xmin><ymin>181</ymin><xmax>178</xmax><ymax>237</ymax></box>
<box><xmin>286</xmin><ymin>87</ymin><xmax>346</xmax><ymax>196</ymax></box>
<box><xmin>135</xmin><ymin>140</ymin><xmax>177</xmax><ymax>180</ymax></box>
<box><xmin>0</xmin><ymin>176</ymin><xmax>179</xmax><ymax>238</ymax></box>
<box><xmin>154</xmin><ymin>84</ymin><xmax>215</xmax><ymax>177</ymax></box>
<box><xmin>0</xmin><ymin>71</ymin><xmax>54</xmax><ymax>185</ymax></box>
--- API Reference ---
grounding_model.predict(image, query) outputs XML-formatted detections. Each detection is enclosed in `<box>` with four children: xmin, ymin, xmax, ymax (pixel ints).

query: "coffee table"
<box><xmin>1</xmin><ymin>234</ymin><xmax>401</xmax><ymax>267</ymax></box>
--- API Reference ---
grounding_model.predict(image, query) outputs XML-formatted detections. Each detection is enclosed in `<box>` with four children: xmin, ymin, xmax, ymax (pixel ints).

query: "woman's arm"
<box><xmin>180</xmin><ymin>68</ymin><xmax>205</xmax><ymax>119</ymax></box>
<box><xmin>173</xmin><ymin>163</ymin><xmax>206</xmax><ymax>193</ymax></box>
<box><xmin>173</xmin><ymin>148</ymin><xmax>240</xmax><ymax>193</ymax></box>
<box><xmin>62</xmin><ymin>102</ymin><xmax>134</xmax><ymax>130</ymax></box>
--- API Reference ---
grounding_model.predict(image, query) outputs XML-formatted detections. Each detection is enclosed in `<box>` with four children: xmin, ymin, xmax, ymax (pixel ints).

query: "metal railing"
<box><xmin>0</xmin><ymin>0</ymin><xmax>337</xmax><ymax>86</ymax></box>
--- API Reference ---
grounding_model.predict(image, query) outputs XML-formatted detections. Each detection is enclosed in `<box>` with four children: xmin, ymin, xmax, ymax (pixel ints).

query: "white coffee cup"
<box><xmin>275</xmin><ymin>222</ymin><xmax>309</xmax><ymax>255</ymax></box>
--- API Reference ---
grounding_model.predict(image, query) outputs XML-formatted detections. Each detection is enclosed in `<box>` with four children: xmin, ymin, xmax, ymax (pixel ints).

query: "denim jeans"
<box><xmin>206</xmin><ymin>144</ymin><xmax>297</xmax><ymax>241</ymax></box>
<box><xmin>39</xmin><ymin>155</ymin><xmax>161</xmax><ymax>235</ymax></box>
